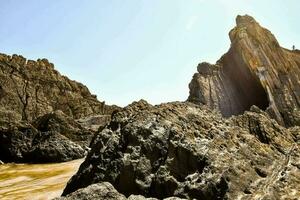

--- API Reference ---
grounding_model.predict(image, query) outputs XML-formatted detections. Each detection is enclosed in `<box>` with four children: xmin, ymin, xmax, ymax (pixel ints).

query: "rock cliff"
<box><xmin>0</xmin><ymin>53</ymin><xmax>116</xmax><ymax>121</ymax></box>
<box><xmin>62</xmin><ymin>100</ymin><xmax>300</xmax><ymax>199</ymax></box>
<box><xmin>188</xmin><ymin>15</ymin><xmax>300</xmax><ymax>127</ymax></box>
<box><xmin>0</xmin><ymin>53</ymin><xmax>119</xmax><ymax>163</ymax></box>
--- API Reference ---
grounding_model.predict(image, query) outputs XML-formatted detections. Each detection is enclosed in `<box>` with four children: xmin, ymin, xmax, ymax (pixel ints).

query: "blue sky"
<box><xmin>0</xmin><ymin>0</ymin><xmax>299</xmax><ymax>106</ymax></box>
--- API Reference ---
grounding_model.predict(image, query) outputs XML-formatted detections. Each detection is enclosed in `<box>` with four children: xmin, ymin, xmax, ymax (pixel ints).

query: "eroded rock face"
<box><xmin>62</xmin><ymin>100</ymin><xmax>300</xmax><ymax>199</ymax></box>
<box><xmin>188</xmin><ymin>15</ymin><xmax>300</xmax><ymax>127</ymax></box>
<box><xmin>0</xmin><ymin>53</ymin><xmax>120</xmax><ymax>163</ymax></box>
<box><xmin>0</xmin><ymin>53</ymin><xmax>116</xmax><ymax>121</ymax></box>
<box><xmin>0</xmin><ymin>120</ymin><xmax>85</xmax><ymax>163</ymax></box>
<box><xmin>32</xmin><ymin>110</ymin><xmax>94</xmax><ymax>148</ymax></box>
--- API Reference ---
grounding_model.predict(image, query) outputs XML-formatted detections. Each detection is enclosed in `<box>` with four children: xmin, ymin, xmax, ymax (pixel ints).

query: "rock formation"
<box><xmin>0</xmin><ymin>53</ymin><xmax>116</xmax><ymax>121</ymax></box>
<box><xmin>0</xmin><ymin>53</ymin><xmax>119</xmax><ymax>163</ymax></box>
<box><xmin>56</xmin><ymin>182</ymin><xmax>184</xmax><ymax>200</ymax></box>
<box><xmin>0</xmin><ymin>120</ymin><xmax>86</xmax><ymax>163</ymax></box>
<box><xmin>188</xmin><ymin>15</ymin><xmax>300</xmax><ymax>127</ymax></box>
<box><xmin>62</xmin><ymin>100</ymin><xmax>300</xmax><ymax>199</ymax></box>
<box><xmin>32</xmin><ymin>110</ymin><xmax>95</xmax><ymax>148</ymax></box>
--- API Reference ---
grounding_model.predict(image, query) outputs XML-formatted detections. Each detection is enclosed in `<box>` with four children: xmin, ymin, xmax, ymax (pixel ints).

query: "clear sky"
<box><xmin>0</xmin><ymin>0</ymin><xmax>299</xmax><ymax>106</ymax></box>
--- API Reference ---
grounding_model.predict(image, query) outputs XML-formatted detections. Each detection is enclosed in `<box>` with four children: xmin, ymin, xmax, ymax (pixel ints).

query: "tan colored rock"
<box><xmin>0</xmin><ymin>53</ymin><xmax>117</xmax><ymax>121</ymax></box>
<box><xmin>188</xmin><ymin>15</ymin><xmax>300</xmax><ymax>127</ymax></box>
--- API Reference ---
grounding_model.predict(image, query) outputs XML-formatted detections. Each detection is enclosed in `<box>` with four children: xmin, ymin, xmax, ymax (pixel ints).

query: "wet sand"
<box><xmin>0</xmin><ymin>159</ymin><xmax>83</xmax><ymax>200</ymax></box>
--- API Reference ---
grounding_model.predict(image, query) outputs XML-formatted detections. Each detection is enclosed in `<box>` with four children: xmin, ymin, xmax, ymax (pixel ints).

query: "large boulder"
<box><xmin>32</xmin><ymin>110</ymin><xmax>94</xmax><ymax>148</ymax></box>
<box><xmin>56</xmin><ymin>182</ymin><xmax>127</xmax><ymax>200</ymax></box>
<box><xmin>0</xmin><ymin>120</ymin><xmax>85</xmax><ymax>163</ymax></box>
<box><xmin>62</xmin><ymin>101</ymin><xmax>300</xmax><ymax>199</ymax></box>
<box><xmin>188</xmin><ymin>15</ymin><xmax>300</xmax><ymax>127</ymax></box>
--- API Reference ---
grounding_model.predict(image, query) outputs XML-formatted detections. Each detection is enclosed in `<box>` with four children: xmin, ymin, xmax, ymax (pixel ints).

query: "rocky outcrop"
<box><xmin>0</xmin><ymin>109</ymin><xmax>113</xmax><ymax>163</ymax></box>
<box><xmin>76</xmin><ymin>114</ymin><xmax>112</xmax><ymax>132</ymax></box>
<box><xmin>62</xmin><ymin>100</ymin><xmax>300</xmax><ymax>199</ymax></box>
<box><xmin>188</xmin><ymin>15</ymin><xmax>300</xmax><ymax>127</ymax></box>
<box><xmin>56</xmin><ymin>182</ymin><xmax>184</xmax><ymax>200</ymax></box>
<box><xmin>0</xmin><ymin>53</ymin><xmax>116</xmax><ymax>121</ymax></box>
<box><xmin>0</xmin><ymin>120</ymin><xmax>85</xmax><ymax>163</ymax></box>
<box><xmin>0</xmin><ymin>53</ymin><xmax>120</xmax><ymax>163</ymax></box>
<box><xmin>32</xmin><ymin>110</ymin><xmax>94</xmax><ymax>148</ymax></box>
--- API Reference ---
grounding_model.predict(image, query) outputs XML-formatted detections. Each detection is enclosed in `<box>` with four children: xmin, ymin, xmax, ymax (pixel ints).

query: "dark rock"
<box><xmin>0</xmin><ymin>52</ymin><xmax>120</xmax><ymax>163</ymax></box>
<box><xmin>62</xmin><ymin>101</ymin><xmax>299</xmax><ymax>199</ymax></box>
<box><xmin>188</xmin><ymin>15</ymin><xmax>300</xmax><ymax>127</ymax></box>
<box><xmin>32</xmin><ymin>110</ymin><xmax>94</xmax><ymax>148</ymax></box>
<box><xmin>0</xmin><ymin>120</ymin><xmax>85</xmax><ymax>163</ymax></box>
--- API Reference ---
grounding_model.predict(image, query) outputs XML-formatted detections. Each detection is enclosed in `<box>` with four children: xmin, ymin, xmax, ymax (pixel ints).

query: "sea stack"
<box><xmin>188</xmin><ymin>15</ymin><xmax>300</xmax><ymax>127</ymax></box>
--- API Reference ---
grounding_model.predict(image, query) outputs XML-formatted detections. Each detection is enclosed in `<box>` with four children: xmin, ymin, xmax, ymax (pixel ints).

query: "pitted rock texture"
<box><xmin>0</xmin><ymin>120</ymin><xmax>85</xmax><ymax>163</ymax></box>
<box><xmin>76</xmin><ymin>114</ymin><xmax>112</xmax><ymax>132</ymax></box>
<box><xmin>188</xmin><ymin>15</ymin><xmax>300</xmax><ymax>127</ymax></box>
<box><xmin>62</xmin><ymin>100</ymin><xmax>300</xmax><ymax>199</ymax></box>
<box><xmin>0</xmin><ymin>53</ymin><xmax>117</xmax><ymax>121</ymax></box>
<box><xmin>32</xmin><ymin>110</ymin><xmax>95</xmax><ymax>148</ymax></box>
<box><xmin>0</xmin><ymin>107</ymin><xmax>112</xmax><ymax>163</ymax></box>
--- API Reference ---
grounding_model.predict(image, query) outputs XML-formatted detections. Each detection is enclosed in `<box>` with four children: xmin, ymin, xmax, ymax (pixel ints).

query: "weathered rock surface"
<box><xmin>32</xmin><ymin>110</ymin><xmax>94</xmax><ymax>148</ymax></box>
<box><xmin>0</xmin><ymin>108</ymin><xmax>112</xmax><ymax>163</ymax></box>
<box><xmin>56</xmin><ymin>182</ymin><xmax>185</xmax><ymax>200</ymax></box>
<box><xmin>0</xmin><ymin>120</ymin><xmax>85</xmax><ymax>163</ymax></box>
<box><xmin>76</xmin><ymin>114</ymin><xmax>112</xmax><ymax>132</ymax></box>
<box><xmin>0</xmin><ymin>53</ymin><xmax>121</xmax><ymax>163</ymax></box>
<box><xmin>62</xmin><ymin>100</ymin><xmax>300</xmax><ymax>199</ymax></box>
<box><xmin>56</xmin><ymin>182</ymin><xmax>127</xmax><ymax>200</ymax></box>
<box><xmin>188</xmin><ymin>15</ymin><xmax>300</xmax><ymax>127</ymax></box>
<box><xmin>0</xmin><ymin>53</ymin><xmax>116</xmax><ymax>121</ymax></box>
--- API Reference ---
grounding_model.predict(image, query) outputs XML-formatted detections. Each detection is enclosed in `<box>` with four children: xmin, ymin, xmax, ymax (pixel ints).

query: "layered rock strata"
<box><xmin>188</xmin><ymin>15</ymin><xmax>300</xmax><ymax>127</ymax></box>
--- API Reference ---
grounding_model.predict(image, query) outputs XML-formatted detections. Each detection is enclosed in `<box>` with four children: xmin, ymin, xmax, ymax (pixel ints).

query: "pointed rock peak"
<box><xmin>188</xmin><ymin>16</ymin><xmax>300</xmax><ymax>127</ymax></box>
<box><xmin>236</xmin><ymin>15</ymin><xmax>257</xmax><ymax>27</ymax></box>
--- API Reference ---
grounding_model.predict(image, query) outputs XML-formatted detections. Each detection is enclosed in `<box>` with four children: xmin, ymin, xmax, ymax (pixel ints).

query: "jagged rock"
<box><xmin>62</xmin><ymin>101</ymin><xmax>299</xmax><ymax>199</ymax></box>
<box><xmin>32</xmin><ymin>110</ymin><xmax>94</xmax><ymax>148</ymax></box>
<box><xmin>0</xmin><ymin>108</ymin><xmax>22</xmax><ymax>122</ymax></box>
<box><xmin>0</xmin><ymin>53</ymin><xmax>120</xmax><ymax>163</ymax></box>
<box><xmin>188</xmin><ymin>15</ymin><xmax>300</xmax><ymax>127</ymax></box>
<box><xmin>0</xmin><ymin>120</ymin><xmax>85</xmax><ymax>163</ymax></box>
<box><xmin>289</xmin><ymin>126</ymin><xmax>300</xmax><ymax>143</ymax></box>
<box><xmin>0</xmin><ymin>53</ymin><xmax>117</xmax><ymax>121</ymax></box>
<box><xmin>76</xmin><ymin>114</ymin><xmax>112</xmax><ymax>132</ymax></box>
